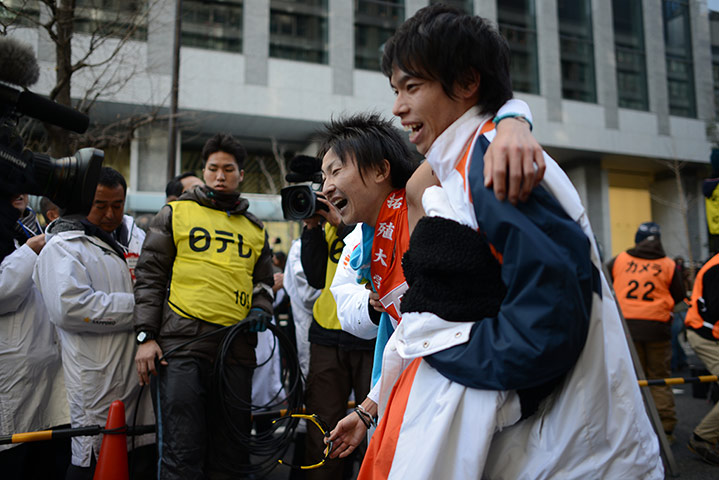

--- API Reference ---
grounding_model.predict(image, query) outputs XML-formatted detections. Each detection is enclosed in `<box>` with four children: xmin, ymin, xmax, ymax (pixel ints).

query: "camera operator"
<box><xmin>0</xmin><ymin>193</ymin><xmax>70</xmax><ymax>478</ymax></box>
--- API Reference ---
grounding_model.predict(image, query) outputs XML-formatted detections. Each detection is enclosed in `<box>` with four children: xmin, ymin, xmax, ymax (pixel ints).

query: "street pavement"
<box><xmin>664</xmin><ymin>365</ymin><xmax>719</xmax><ymax>479</ymax></box>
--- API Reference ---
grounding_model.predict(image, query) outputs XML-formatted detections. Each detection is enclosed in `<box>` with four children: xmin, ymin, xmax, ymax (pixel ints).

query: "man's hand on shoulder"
<box><xmin>484</xmin><ymin>117</ymin><xmax>545</xmax><ymax>205</ymax></box>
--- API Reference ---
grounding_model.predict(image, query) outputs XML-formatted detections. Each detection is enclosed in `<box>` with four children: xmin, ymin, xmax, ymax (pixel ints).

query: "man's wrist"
<box><xmin>493</xmin><ymin>113</ymin><xmax>533</xmax><ymax>131</ymax></box>
<box><xmin>136</xmin><ymin>330</ymin><xmax>157</xmax><ymax>345</ymax></box>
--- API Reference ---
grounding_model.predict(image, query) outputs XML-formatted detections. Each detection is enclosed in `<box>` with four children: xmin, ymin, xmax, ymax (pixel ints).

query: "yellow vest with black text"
<box><xmin>312</xmin><ymin>224</ymin><xmax>345</xmax><ymax>330</ymax></box>
<box><xmin>168</xmin><ymin>200</ymin><xmax>266</xmax><ymax>327</ymax></box>
<box><xmin>706</xmin><ymin>186</ymin><xmax>719</xmax><ymax>234</ymax></box>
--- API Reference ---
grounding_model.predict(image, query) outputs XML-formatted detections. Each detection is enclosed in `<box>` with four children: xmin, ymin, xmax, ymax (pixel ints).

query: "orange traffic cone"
<box><xmin>93</xmin><ymin>400</ymin><xmax>129</xmax><ymax>480</ymax></box>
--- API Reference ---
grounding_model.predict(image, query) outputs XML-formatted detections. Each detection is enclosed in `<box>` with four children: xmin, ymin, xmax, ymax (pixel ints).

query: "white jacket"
<box><xmin>282</xmin><ymin>239</ymin><xmax>320</xmax><ymax>378</ymax></box>
<box><xmin>330</xmin><ymin>225</ymin><xmax>376</xmax><ymax>340</ymax></box>
<box><xmin>33</xmin><ymin>215</ymin><xmax>154</xmax><ymax>467</ymax></box>
<box><xmin>421</xmin><ymin>109</ymin><xmax>662</xmax><ymax>478</ymax></box>
<box><xmin>0</xmin><ymin>243</ymin><xmax>69</xmax><ymax>452</ymax></box>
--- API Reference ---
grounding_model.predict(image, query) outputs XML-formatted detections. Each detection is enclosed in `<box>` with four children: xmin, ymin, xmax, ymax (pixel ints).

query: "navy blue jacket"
<box><xmin>426</xmin><ymin>135</ymin><xmax>596</xmax><ymax>397</ymax></box>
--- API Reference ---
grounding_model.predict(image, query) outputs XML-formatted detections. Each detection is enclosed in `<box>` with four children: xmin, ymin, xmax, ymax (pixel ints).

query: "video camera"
<box><xmin>0</xmin><ymin>37</ymin><xmax>102</xmax><ymax>216</ymax></box>
<box><xmin>281</xmin><ymin>155</ymin><xmax>328</xmax><ymax>220</ymax></box>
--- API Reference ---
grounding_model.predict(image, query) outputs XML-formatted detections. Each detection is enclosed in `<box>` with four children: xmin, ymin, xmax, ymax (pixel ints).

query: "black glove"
<box><xmin>245</xmin><ymin>308</ymin><xmax>272</xmax><ymax>332</ymax></box>
<box><xmin>400</xmin><ymin>216</ymin><xmax>506</xmax><ymax>322</ymax></box>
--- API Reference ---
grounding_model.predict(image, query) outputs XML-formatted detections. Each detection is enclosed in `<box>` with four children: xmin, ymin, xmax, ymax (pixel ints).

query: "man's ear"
<box><xmin>457</xmin><ymin>70</ymin><xmax>480</xmax><ymax>100</ymax></box>
<box><xmin>375</xmin><ymin>159</ymin><xmax>391</xmax><ymax>184</ymax></box>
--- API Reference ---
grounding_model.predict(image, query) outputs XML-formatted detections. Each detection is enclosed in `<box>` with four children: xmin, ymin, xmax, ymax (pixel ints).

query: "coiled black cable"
<box><xmin>214</xmin><ymin>319</ymin><xmax>305</xmax><ymax>478</ymax></box>
<box><xmin>155</xmin><ymin>318</ymin><xmax>305</xmax><ymax>479</ymax></box>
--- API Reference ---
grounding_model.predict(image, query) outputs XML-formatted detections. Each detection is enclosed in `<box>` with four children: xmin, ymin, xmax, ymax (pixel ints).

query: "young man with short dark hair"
<box><xmin>329</xmin><ymin>6</ymin><xmax>663</xmax><ymax>478</ymax></box>
<box><xmin>133</xmin><ymin>133</ymin><xmax>274</xmax><ymax>479</ymax></box>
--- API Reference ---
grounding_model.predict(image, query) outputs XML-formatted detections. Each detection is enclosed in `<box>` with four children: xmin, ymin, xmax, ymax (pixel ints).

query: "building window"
<box><xmin>711</xmin><ymin>10</ymin><xmax>719</xmax><ymax>120</ymax></box>
<box><xmin>355</xmin><ymin>0</ymin><xmax>403</xmax><ymax>71</ymax></box>
<box><xmin>1</xmin><ymin>0</ymin><xmax>147</xmax><ymax>40</ymax></box>
<box><xmin>497</xmin><ymin>0</ymin><xmax>539</xmax><ymax>95</ymax></box>
<box><xmin>664</xmin><ymin>1</ymin><xmax>696</xmax><ymax>117</ymax></box>
<box><xmin>182</xmin><ymin>0</ymin><xmax>243</xmax><ymax>52</ymax></box>
<box><xmin>612</xmin><ymin>0</ymin><xmax>648</xmax><ymax>110</ymax></box>
<box><xmin>557</xmin><ymin>0</ymin><xmax>596</xmax><ymax>102</ymax></box>
<box><xmin>1</xmin><ymin>0</ymin><xmax>41</xmax><ymax>26</ymax></box>
<box><xmin>270</xmin><ymin>0</ymin><xmax>328</xmax><ymax>64</ymax></box>
<box><xmin>74</xmin><ymin>0</ymin><xmax>148</xmax><ymax>41</ymax></box>
<box><xmin>429</xmin><ymin>0</ymin><xmax>472</xmax><ymax>15</ymax></box>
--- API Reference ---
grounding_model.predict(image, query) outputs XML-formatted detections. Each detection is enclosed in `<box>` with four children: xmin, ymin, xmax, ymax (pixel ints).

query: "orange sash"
<box><xmin>370</xmin><ymin>190</ymin><xmax>411</xmax><ymax>323</ymax></box>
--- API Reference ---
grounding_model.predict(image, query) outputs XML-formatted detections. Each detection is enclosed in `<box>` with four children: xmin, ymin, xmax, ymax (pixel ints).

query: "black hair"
<box><xmin>201</xmin><ymin>133</ymin><xmax>247</xmax><ymax>169</ymax></box>
<box><xmin>39</xmin><ymin>196</ymin><xmax>59</xmax><ymax>218</ymax></box>
<box><xmin>179</xmin><ymin>171</ymin><xmax>198</xmax><ymax>180</ymax></box>
<box><xmin>165</xmin><ymin>171</ymin><xmax>200</xmax><ymax>198</ymax></box>
<box><xmin>165</xmin><ymin>179</ymin><xmax>182</xmax><ymax>198</ymax></box>
<box><xmin>273</xmin><ymin>251</ymin><xmax>287</xmax><ymax>270</ymax></box>
<box><xmin>316</xmin><ymin>113</ymin><xmax>418</xmax><ymax>188</ymax></box>
<box><xmin>98</xmin><ymin>166</ymin><xmax>127</xmax><ymax>195</ymax></box>
<box><xmin>381</xmin><ymin>4</ymin><xmax>513</xmax><ymax>116</ymax></box>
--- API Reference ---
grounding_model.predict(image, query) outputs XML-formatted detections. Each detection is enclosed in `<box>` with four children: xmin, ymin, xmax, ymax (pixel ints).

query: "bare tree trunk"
<box><xmin>655</xmin><ymin>158</ymin><xmax>696</xmax><ymax>278</ymax></box>
<box><xmin>48</xmin><ymin>0</ymin><xmax>75</xmax><ymax>156</ymax></box>
<box><xmin>671</xmin><ymin>159</ymin><xmax>697</xmax><ymax>279</ymax></box>
<box><xmin>256</xmin><ymin>157</ymin><xmax>277</xmax><ymax>194</ymax></box>
<box><xmin>271</xmin><ymin>137</ymin><xmax>288</xmax><ymax>190</ymax></box>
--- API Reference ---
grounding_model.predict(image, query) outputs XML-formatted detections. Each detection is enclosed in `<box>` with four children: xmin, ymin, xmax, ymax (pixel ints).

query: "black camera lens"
<box><xmin>31</xmin><ymin>148</ymin><xmax>103</xmax><ymax>216</ymax></box>
<box><xmin>281</xmin><ymin>185</ymin><xmax>327</xmax><ymax>220</ymax></box>
<box><xmin>293</xmin><ymin>189</ymin><xmax>311</xmax><ymax>211</ymax></box>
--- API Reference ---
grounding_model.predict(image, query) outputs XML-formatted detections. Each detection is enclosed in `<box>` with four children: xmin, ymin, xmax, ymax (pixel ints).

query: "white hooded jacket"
<box><xmin>33</xmin><ymin>215</ymin><xmax>154</xmax><ymax>467</ymax></box>
<box><xmin>283</xmin><ymin>238</ymin><xmax>321</xmax><ymax>377</ymax></box>
<box><xmin>0</xmin><ymin>242</ymin><xmax>69</xmax><ymax>452</ymax></box>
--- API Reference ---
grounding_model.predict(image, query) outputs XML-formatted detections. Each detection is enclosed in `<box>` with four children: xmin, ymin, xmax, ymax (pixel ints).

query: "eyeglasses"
<box><xmin>273</xmin><ymin>413</ymin><xmax>332</xmax><ymax>470</ymax></box>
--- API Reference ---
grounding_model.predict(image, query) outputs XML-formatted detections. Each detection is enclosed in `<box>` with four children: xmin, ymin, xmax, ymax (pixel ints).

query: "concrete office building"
<box><xmin>4</xmin><ymin>0</ymin><xmax>719</xmax><ymax>261</ymax></box>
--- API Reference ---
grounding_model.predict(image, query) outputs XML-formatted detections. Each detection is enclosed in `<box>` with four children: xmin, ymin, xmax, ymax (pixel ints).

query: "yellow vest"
<box><xmin>312</xmin><ymin>224</ymin><xmax>345</xmax><ymax>330</ymax></box>
<box><xmin>168</xmin><ymin>200</ymin><xmax>266</xmax><ymax>327</ymax></box>
<box><xmin>706</xmin><ymin>187</ymin><xmax>719</xmax><ymax>234</ymax></box>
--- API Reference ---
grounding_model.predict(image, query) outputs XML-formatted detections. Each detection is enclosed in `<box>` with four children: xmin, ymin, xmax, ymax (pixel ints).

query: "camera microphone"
<box><xmin>0</xmin><ymin>37</ymin><xmax>40</xmax><ymax>88</ymax></box>
<box><xmin>4</xmin><ymin>86</ymin><xmax>90</xmax><ymax>134</ymax></box>
<box><xmin>0</xmin><ymin>37</ymin><xmax>89</xmax><ymax>133</ymax></box>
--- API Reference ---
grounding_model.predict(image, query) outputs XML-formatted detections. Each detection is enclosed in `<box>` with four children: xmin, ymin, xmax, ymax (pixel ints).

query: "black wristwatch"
<box><xmin>136</xmin><ymin>331</ymin><xmax>156</xmax><ymax>345</ymax></box>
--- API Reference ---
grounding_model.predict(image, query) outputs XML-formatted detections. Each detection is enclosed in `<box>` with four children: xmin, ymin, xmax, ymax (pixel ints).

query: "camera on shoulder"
<box><xmin>280</xmin><ymin>155</ymin><xmax>327</xmax><ymax>221</ymax></box>
<box><xmin>0</xmin><ymin>38</ymin><xmax>102</xmax><ymax>216</ymax></box>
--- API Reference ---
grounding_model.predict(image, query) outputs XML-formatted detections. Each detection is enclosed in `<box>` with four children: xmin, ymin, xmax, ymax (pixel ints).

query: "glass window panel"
<box><xmin>612</xmin><ymin>0</ymin><xmax>648</xmax><ymax>110</ymax></box>
<box><xmin>269</xmin><ymin>0</ymin><xmax>328</xmax><ymax>64</ymax></box>
<box><xmin>181</xmin><ymin>0</ymin><xmax>243</xmax><ymax>53</ymax></box>
<box><xmin>354</xmin><ymin>0</ymin><xmax>404</xmax><ymax>71</ymax></box>
<box><xmin>497</xmin><ymin>0</ymin><xmax>539</xmax><ymax>94</ymax></box>
<box><xmin>429</xmin><ymin>0</ymin><xmax>472</xmax><ymax>15</ymax></box>
<box><xmin>663</xmin><ymin>0</ymin><xmax>695</xmax><ymax>117</ymax></box>
<box><xmin>557</xmin><ymin>0</ymin><xmax>596</xmax><ymax>102</ymax></box>
<box><xmin>71</xmin><ymin>0</ymin><xmax>147</xmax><ymax>41</ymax></box>
<box><xmin>1</xmin><ymin>0</ymin><xmax>41</xmax><ymax>26</ymax></box>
